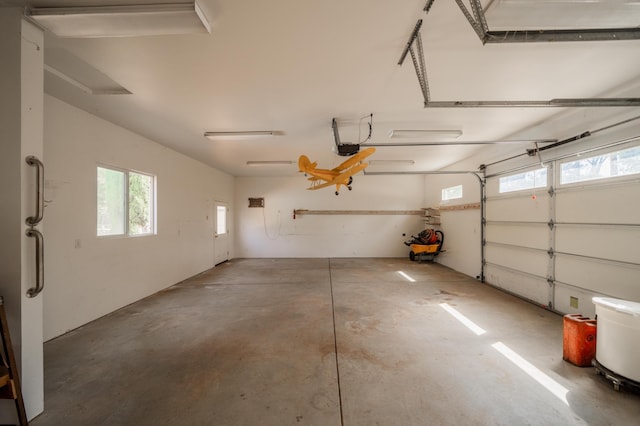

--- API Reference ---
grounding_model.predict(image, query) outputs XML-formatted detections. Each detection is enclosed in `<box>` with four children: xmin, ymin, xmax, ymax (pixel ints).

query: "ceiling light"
<box><xmin>28</xmin><ymin>2</ymin><xmax>210</xmax><ymax>38</ymax></box>
<box><xmin>205</xmin><ymin>131</ymin><xmax>275</xmax><ymax>139</ymax></box>
<box><xmin>368</xmin><ymin>160</ymin><xmax>415</xmax><ymax>166</ymax></box>
<box><xmin>389</xmin><ymin>129</ymin><xmax>462</xmax><ymax>139</ymax></box>
<box><xmin>246</xmin><ymin>161</ymin><xmax>293</xmax><ymax>167</ymax></box>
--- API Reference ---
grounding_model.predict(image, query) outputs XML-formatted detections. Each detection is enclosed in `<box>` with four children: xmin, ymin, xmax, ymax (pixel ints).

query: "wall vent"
<box><xmin>248</xmin><ymin>197</ymin><xmax>264</xmax><ymax>208</ymax></box>
<box><xmin>570</xmin><ymin>296</ymin><xmax>579</xmax><ymax>309</ymax></box>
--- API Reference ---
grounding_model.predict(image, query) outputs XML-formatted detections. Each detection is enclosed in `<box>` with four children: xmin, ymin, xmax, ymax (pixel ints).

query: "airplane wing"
<box><xmin>332</xmin><ymin>147</ymin><xmax>376</xmax><ymax>172</ymax></box>
<box><xmin>299</xmin><ymin>148</ymin><xmax>374</xmax><ymax>193</ymax></box>
<box><xmin>306</xmin><ymin>163</ymin><xmax>369</xmax><ymax>190</ymax></box>
<box><xmin>335</xmin><ymin>162</ymin><xmax>368</xmax><ymax>179</ymax></box>
<box><xmin>306</xmin><ymin>180</ymin><xmax>336</xmax><ymax>190</ymax></box>
<box><xmin>304</xmin><ymin>169</ymin><xmax>338</xmax><ymax>182</ymax></box>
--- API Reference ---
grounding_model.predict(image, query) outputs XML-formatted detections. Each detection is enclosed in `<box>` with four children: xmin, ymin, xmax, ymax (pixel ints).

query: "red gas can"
<box><xmin>563</xmin><ymin>314</ymin><xmax>597</xmax><ymax>367</ymax></box>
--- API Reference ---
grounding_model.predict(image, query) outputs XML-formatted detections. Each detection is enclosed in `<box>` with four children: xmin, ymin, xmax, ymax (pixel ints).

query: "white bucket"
<box><xmin>592</xmin><ymin>297</ymin><xmax>640</xmax><ymax>382</ymax></box>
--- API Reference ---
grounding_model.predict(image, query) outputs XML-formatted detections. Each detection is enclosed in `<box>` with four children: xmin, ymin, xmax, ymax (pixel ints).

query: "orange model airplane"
<box><xmin>298</xmin><ymin>147</ymin><xmax>376</xmax><ymax>195</ymax></box>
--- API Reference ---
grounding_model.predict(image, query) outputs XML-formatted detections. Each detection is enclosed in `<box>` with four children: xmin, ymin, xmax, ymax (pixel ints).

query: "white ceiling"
<box><xmin>12</xmin><ymin>0</ymin><xmax>640</xmax><ymax>176</ymax></box>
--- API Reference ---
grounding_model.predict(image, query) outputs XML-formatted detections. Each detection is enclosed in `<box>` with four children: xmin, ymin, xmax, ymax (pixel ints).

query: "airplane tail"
<box><xmin>298</xmin><ymin>155</ymin><xmax>317</xmax><ymax>172</ymax></box>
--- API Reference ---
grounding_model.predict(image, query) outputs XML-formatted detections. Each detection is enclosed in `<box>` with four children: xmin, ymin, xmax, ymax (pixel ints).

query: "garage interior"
<box><xmin>1</xmin><ymin>0</ymin><xmax>640</xmax><ymax>424</ymax></box>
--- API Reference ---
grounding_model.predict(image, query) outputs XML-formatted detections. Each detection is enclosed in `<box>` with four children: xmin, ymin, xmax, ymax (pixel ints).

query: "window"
<box><xmin>97</xmin><ymin>165</ymin><xmax>155</xmax><ymax>237</ymax></box>
<box><xmin>442</xmin><ymin>185</ymin><xmax>463</xmax><ymax>201</ymax></box>
<box><xmin>560</xmin><ymin>145</ymin><xmax>640</xmax><ymax>185</ymax></box>
<box><xmin>499</xmin><ymin>167</ymin><xmax>547</xmax><ymax>193</ymax></box>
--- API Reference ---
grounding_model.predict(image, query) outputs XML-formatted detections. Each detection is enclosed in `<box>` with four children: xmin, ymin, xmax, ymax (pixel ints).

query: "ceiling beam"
<box><xmin>423</xmin><ymin>99</ymin><xmax>640</xmax><ymax>108</ymax></box>
<box><xmin>361</xmin><ymin>139</ymin><xmax>557</xmax><ymax>147</ymax></box>
<box><xmin>484</xmin><ymin>28</ymin><xmax>640</xmax><ymax>44</ymax></box>
<box><xmin>450</xmin><ymin>1</ymin><xmax>640</xmax><ymax>44</ymax></box>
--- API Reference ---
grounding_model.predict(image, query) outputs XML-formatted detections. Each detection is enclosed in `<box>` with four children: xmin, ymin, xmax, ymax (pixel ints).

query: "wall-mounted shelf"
<box><xmin>293</xmin><ymin>209</ymin><xmax>424</xmax><ymax>216</ymax></box>
<box><xmin>423</xmin><ymin>207</ymin><xmax>440</xmax><ymax>225</ymax></box>
<box><xmin>439</xmin><ymin>203</ymin><xmax>481</xmax><ymax>212</ymax></box>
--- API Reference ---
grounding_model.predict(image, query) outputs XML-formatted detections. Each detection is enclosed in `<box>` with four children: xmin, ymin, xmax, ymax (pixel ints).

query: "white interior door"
<box><xmin>214</xmin><ymin>201</ymin><xmax>229</xmax><ymax>265</ymax></box>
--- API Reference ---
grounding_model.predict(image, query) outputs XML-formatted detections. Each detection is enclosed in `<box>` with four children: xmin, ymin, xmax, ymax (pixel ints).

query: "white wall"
<box><xmin>423</xmin><ymin>173</ymin><xmax>483</xmax><ymax>279</ymax></box>
<box><xmin>0</xmin><ymin>12</ymin><xmax>45</xmax><ymax>421</ymax></box>
<box><xmin>235</xmin><ymin>174</ymin><xmax>425</xmax><ymax>258</ymax></box>
<box><xmin>43</xmin><ymin>95</ymin><xmax>234</xmax><ymax>340</ymax></box>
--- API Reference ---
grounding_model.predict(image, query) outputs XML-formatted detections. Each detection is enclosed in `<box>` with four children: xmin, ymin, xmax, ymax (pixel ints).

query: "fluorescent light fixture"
<box><xmin>246</xmin><ymin>161</ymin><xmax>293</xmax><ymax>166</ymax></box>
<box><xmin>389</xmin><ymin>129</ymin><xmax>462</xmax><ymax>139</ymax></box>
<box><xmin>369</xmin><ymin>160</ymin><xmax>415</xmax><ymax>166</ymax></box>
<box><xmin>29</xmin><ymin>2</ymin><xmax>210</xmax><ymax>38</ymax></box>
<box><xmin>205</xmin><ymin>131</ymin><xmax>275</xmax><ymax>139</ymax></box>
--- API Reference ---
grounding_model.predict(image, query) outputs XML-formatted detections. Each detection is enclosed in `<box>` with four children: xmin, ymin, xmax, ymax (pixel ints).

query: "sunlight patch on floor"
<box><xmin>397</xmin><ymin>271</ymin><xmax>416</xmax><ymax>282</ymax></box>
<box><xmin>439</xmin><ymin>303</ymin><xmax>487</xmax><ymax>335</ymax></box>
<box><xmin>492</xmin><ymin>341</ymin><xmax>569</xmax><ymax>405</ymax></box>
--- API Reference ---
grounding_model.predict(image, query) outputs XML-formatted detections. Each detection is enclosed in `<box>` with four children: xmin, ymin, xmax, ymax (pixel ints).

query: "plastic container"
<box><xmin>563</xmin><ymin>314</ymin><xmax>597</xmax><ymax>367</ymax></box>
<box><xmin>592</xmin><ymin>297</ymin><xmax>640</xmax><ymax>382</ymax></box>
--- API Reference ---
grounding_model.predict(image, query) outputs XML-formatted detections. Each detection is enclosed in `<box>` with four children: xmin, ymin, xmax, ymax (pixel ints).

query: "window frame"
<box><xmin>441</xmin><ymin>184</ymin><xmax>463</xmax><ymax>202</ymax></box>
<box><xmin>97</xmin><ymin>163</ymin><xmax>157</xmax><ymax>238</ymax></box>
<box><xmin>216</xmin><ymin>205</ymin><xmax>227</xmax><ymax>236</ymax></box>
<box><xmin>559</xmin><ymin>144</ymin><xmax>640</xmax><ymax>186</ymax></box>
<box><xmin>498</xmin><ymin>166</ymin><xmax>548</xmax><ymax>194</ymax></box>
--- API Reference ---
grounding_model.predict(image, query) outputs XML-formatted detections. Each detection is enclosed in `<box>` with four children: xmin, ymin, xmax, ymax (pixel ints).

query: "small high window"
<box><xmin>97</xmin><ymin>165</ymin><xmax>156</xmax><ymax>237</ymax></box>
<box><xmin>499</xmin><ymin>167</ymin><xmax>547</xmax><ymax>193</ymax></box>
<box><xmin>442</xmin><ymin>184</ymin><xmax>463</xmax><ymax>201</ymax></box>
<box><xmin>560</xmin><ymin>145</ymin><xmax>640</xmax><ymax>185</ymax></box>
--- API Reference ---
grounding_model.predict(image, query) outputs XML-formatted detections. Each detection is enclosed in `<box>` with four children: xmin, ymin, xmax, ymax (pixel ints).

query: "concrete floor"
<box><xmin>32</xmin><ymin>258</ymin><xmax>640</xmax><ymax>425</ymax></box>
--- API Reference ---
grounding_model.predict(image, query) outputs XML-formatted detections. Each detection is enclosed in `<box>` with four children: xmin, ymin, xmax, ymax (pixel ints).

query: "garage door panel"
<box><xmin>485</xmin><ymin>245</ymin><xmax>548</xmax><ymax>277</ymax></box>
<box><xmin>485</xmin><ymin>264</ymin><xmax>549</xmax><ymax>305</ymax></box>
<box><xmin>555</xmin><ymin>255</ymin><xmax>640</xmax><ymax>301</ymax></box>
<box><xmin>556</xmin><ymin>182</ymin><xmax>640</xmax><ymax>224</ymax></box>
<box><xmin>486</xmin><ymin>224</ymin><xmax>548</xmax><ymax>250</ymax></box>
<box><xmin>556</xmin><ymin>226</ymin><xmax>640</xmax><ymax>264</ymax></box>
<box><xmin>486</xmin><ymin>196</ymin><xmax>549</xmax><ymax>222</ymax></box>
<box><xmin>485</xmin><ymin>164</ymin><xmax>639</xmax><ymax>313</ymax></box>
<box><xmin>554</xmin><ymin>284</ymin><xmax>600</xmax><ymax>318</ymax></box>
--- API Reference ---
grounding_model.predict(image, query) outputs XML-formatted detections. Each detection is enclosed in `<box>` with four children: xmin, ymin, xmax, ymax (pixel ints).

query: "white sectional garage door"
<box><xmin>484</xmin><ymin>142</ymin><xmax>640</xmax><ymax>318</ymax></box>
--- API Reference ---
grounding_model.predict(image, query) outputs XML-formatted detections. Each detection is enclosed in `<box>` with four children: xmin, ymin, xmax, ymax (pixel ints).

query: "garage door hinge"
<box><xmin>547</xmin><ymin>248</ymin><xmax>555</xmax><ymax>258</ymax></box>
<box><xmin>548</xmin><ymin>186</ymin><xmax>555</xmax><ymax>197</ymax></box>
<box><xmin>547</xmin><ymin>277</ymin><xmax>555</xmax><ymax>286</ymax></box>
<box><xmin>482</xmin><ymin>239</ymin><xmax>487</xmax><ymax>246</ymax></box>
<box><xmin>547</xmin><ymin>219</ymin><xmax>555</xmax><ymax>230</ymax></box>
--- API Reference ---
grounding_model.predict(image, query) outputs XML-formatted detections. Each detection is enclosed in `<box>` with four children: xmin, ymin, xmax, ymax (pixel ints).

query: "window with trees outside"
<box><xmin>560</xmin><ymin>145</ymin><xmax>640</xmax><ymax>185</ymax></box>
<box><xmin>97</xmin><ymin>165</ymin><xmax>156</xmax><ymax>237</ymax></box>
<box><xmin>499</xmin><ymin>167</ymin><xmax>547</xmax><ymax>193</ymax></box>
